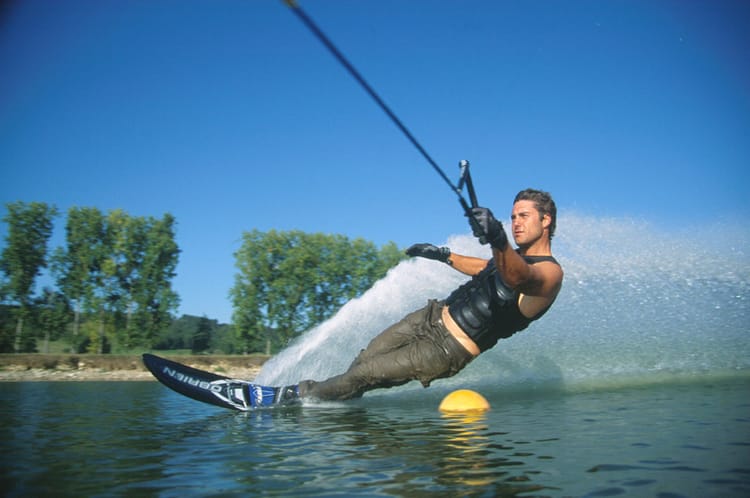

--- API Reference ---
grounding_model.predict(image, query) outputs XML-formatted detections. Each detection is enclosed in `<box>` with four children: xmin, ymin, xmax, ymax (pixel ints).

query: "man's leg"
<box><xmin>298</xmin><ymin>301</ymin><xmax>470</xmax><ymax>401</ymax></box>
<box><xmin>298</xmin><ymin>304</ymin><xmax>434</xmax><ymax>400</ymax></box>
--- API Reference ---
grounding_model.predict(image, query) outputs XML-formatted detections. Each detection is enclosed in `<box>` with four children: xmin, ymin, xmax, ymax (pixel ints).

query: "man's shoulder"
<box><xmin>523</xmin><ymin>254</ymin><xmax>560</xmax><ymax>266</ymax></box>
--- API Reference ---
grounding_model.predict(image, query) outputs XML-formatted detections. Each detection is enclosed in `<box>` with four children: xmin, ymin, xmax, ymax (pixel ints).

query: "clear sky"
<box><xmin>2</xmin><ymin>0</ymin><xmax>748</xmax><ymax>323</ymax></box>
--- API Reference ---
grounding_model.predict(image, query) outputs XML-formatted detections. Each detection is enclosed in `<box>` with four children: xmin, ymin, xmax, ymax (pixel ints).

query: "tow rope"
<box><xmin>283</xmin><ymin>0</ymin><xmax>479</xmax><ymax>213</ymax></box>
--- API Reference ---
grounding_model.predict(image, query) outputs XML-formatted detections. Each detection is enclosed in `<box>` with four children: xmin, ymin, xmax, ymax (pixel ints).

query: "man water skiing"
<box><xmin>143</xmin><ymin>188</ymin><xmax>563</xmax><ymax>409</ymax></box>
<box><xmin>285</xmin><ymin>188</ymin><xmax>563</xmax><ymax>402</ymax></box>
<box><xmin>278</xmin><ymin>0</ymin><xmax>563</xmax><ymax>402</ymax></box>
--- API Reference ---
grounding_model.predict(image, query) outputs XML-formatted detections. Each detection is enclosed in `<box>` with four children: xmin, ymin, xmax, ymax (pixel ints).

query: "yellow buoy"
<box><xmin>438</xmin><ymin>389</ymin><xmax>491</xmax><ymax>413</ymax></box>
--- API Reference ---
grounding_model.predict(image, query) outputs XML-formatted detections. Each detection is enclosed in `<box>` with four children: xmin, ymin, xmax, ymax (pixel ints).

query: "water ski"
<box><xmin>142</xmin><ymin>353</ymin><xmax>298</xmax><ymax>411</ymax></box>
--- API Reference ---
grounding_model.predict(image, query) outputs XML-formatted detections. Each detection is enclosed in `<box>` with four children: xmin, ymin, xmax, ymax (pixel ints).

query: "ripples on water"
<box><xmin>1</xmin><ymin>378</ymin><xmax>749</xmax><ymax>497</ymax></box>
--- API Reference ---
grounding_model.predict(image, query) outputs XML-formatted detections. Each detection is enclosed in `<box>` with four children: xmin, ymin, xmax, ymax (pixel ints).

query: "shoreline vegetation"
<box><xmin>0</xmin><ymin>353</ymin><xmax>269</xmax><ymax>382</ymax></box>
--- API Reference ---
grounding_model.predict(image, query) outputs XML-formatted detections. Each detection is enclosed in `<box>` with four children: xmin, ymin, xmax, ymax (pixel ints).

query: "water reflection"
<box><xmin>439</xmin><ymin>412</ymin><xmax>509</xmax><ymax>488</ymax></box>
<box><xmin>127</xmin><ymin>400</ymin><xmax>561</xmax><ymax>496</ymax></box>
<box><xmin>228</xmin><ymin>404</ymin><xmax>559</xmax><ymax>496</ymax></box>
<box><xmin>5</xmin><ymin>380</ymin><xmax>745</xmax><ymax>497</ymax></box>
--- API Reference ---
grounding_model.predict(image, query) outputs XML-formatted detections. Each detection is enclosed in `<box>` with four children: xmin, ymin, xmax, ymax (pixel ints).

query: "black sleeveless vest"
<box><xmin>445</xmin><ymin>255</ymin><xmax>559</xmax><ymax>352</ymax></box>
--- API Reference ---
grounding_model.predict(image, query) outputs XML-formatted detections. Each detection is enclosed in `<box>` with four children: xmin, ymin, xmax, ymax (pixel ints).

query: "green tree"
<box><xmin>104</xmin><ymin>210</ymin><xmax>144</xmax><ymax>349</ymax></box>
<box><xmin>127</xmin><ymin>213</ymin><xmax>180</xmax><ymax>348</ymax></box>
<box><xmin>210</xmin><ymin>322</ymin><xmax>239</xmax><ymax>354</ymax></box>
<box><xmin>0</xmin><ymin>277</ymin><xmax>12</xmax><ymax>352</ymax></box>
<box><xmin>155</xmin><ymin>314</ymin><xmax>222</xmax><ymax>352</ymax></box>
<box><xmin>231</xmin><ymin>229</ymin><xmax>405</xmax><ymax>354</ymax></box>
<box><xmin>51</xmin><ymin>206</ymin><xmax>107</xmax><ymax>340</ymax></box>
<box><xmin>192</xmin><ymin>316</ymin><xmax>212</xmax><ymax>353</ymax></box>
<box><xmin>53</xmin><ymin>208</ymin><xmax>180</xmax><ymax>351</ymax></box>
<box><xmin>0</xmin><ymin>201</ymin><xmax>58</xmax><ymax>352</ymax></box>
<box><xmin>33</xmin><ymin>287</ymin><xmax>71</xmax><ymax>353</ymax></box>
<box><xmin>0</xmin><ymin>304</ymin><xmax>13</xmax><ymax>353</ymax></box>
<box><xmin>113</xmin><ymin>213</ymin><xmax>148</xmax><ymax>342</ymax></box>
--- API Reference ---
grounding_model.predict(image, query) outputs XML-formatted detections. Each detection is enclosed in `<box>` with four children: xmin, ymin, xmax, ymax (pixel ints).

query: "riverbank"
<box><xmin>0</xmin><ymin>353</ymin><xmax>269</xmax><ymax>382</ymax></box>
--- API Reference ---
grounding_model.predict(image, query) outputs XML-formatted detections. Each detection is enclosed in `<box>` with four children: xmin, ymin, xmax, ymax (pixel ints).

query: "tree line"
<box><xmin>231</xmin><ymin>229</ymin><xmax>405</xmax><ymax>354</ymax></box>
<box><xmin>1</xmin><ymin>201</ymin><xmax>179</xmax><ymax>353</ymax></box>
<box><xmin>1</xmin><ymin>202</ymin><xmax>405</xmax><ymax>355</ymax></box>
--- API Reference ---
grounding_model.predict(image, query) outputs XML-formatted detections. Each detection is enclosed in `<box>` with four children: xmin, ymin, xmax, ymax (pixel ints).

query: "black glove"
<box><xmin>468</xmin><ymin>207</ymin><xmax>508</xmax><ymax>250</ymax></box>
<box><xmin>405</xmin><ymin>243</ymin><xmax>451</xmax><ymax>263</ymax></box>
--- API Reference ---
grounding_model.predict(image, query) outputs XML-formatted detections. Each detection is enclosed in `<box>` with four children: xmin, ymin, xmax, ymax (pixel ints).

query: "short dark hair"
<box><xmin>514</xmin><ymin>189</ymin><xmax>557</xmax><ymax>239</ymax></box>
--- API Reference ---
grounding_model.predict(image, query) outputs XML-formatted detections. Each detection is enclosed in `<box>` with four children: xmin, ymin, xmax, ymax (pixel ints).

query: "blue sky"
<box><xmin>2</xmin><ymin>0</ymin><xmax>748</xmax><ymax>323</ymax></box>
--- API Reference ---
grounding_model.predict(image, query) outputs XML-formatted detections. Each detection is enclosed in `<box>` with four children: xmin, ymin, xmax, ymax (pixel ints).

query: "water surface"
<box><xmin>2</xmin><ymin>377</ymin><xmax>748</xmax><ymax>497</ymax></box>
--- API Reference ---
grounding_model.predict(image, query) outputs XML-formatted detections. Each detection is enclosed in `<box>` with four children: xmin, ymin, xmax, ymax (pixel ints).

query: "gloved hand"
<box><xmin>405</xmin><ymin>243</ymin><xmax>451</xmax><ymax>263</ymax></box>
<box><xmin>468</xmin><ymin>207</ymin><xmax>508</xmax><ymax>250</ymax></box>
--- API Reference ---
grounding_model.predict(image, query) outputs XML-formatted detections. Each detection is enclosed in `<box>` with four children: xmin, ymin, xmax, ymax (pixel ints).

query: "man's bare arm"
<box><xmin>492</xmin><ymin>246</ymin><xmax>563</xmax><ymax>298</ymax></box>
<box><xmin>447</xmin><ymin>253</ymin><xmax>489</xmax><ymax>276</ymax></box>
<box><xmin>405</xmin><ymin>243</ymin><xmax>488</xmax><ymax>277</ymax></box>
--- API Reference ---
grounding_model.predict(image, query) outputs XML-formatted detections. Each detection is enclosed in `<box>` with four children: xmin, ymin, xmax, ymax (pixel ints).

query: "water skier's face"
<box><xmin>510</xmin><ymin>200</ymin><xmax>548</xmax><ymax>247</ymax></box>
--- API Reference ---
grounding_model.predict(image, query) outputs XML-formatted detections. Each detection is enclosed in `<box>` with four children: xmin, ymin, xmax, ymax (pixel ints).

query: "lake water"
<box><xmin>1</xmin><ymin>377</ymin><xmax>748</xmax><ymax>497</ymax></box>
<box><xmin>2</xmin><ymin>217</ymin><xmax>749</xmax><ymax>497</ymax></box>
